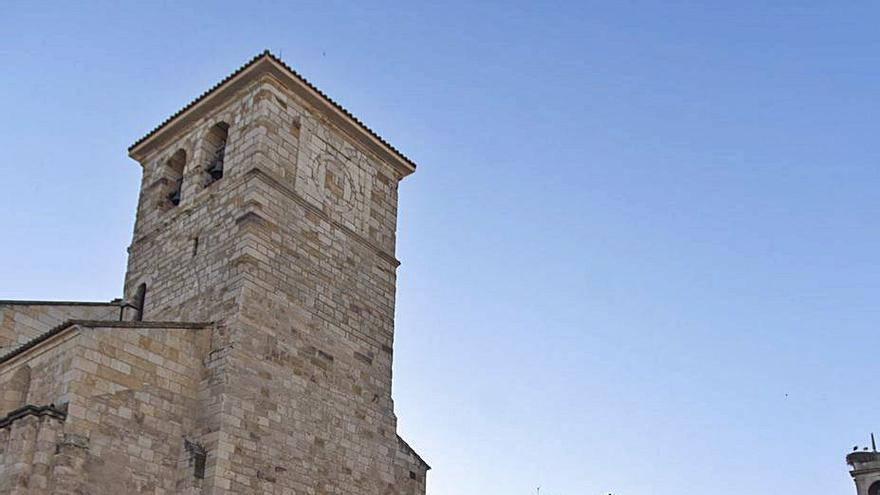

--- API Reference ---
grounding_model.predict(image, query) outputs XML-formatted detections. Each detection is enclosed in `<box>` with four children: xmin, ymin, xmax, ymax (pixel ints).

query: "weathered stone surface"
<box><xmin>0</xmin><ymin>321</ymin><xmax>210</xmax><ymax>494</ymax></box>
<box><xmin>847</xmin><ymin>450</ymin><xmax>880</xmax><ymax>494</ymax></box>
<box><xmin>0</xmin><ymin>52</ymin><xmax>428</xmax><ymax>494</ymax></box>
<box><xmin>0</xmin><ymin>302</ymin><xmax>120</xmax><ymax>352</ymax></box>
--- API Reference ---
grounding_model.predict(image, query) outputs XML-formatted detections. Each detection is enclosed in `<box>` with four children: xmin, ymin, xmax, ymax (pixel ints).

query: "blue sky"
<box><xmin>2</xmin><ymin>2</ymin><xmax>878</xmax><ymax>494</ymax></box>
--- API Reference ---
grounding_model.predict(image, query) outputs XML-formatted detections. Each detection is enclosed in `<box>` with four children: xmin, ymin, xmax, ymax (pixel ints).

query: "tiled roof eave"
<box><xmin>128</xmin><ymin>50</ymin><xmax>416</xmax><ymax>176</ymax></box>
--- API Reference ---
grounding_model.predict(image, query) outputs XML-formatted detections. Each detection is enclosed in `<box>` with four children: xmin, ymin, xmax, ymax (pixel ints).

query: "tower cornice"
<box><xmin>128</xmin><ymin>50</ymin><xmax>417</xmax><ymax>178</ymax></box>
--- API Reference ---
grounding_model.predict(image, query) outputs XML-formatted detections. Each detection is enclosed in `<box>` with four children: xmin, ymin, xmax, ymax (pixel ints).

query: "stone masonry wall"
<box><xmin>121</xmin><ymin>82</ymin><xmax>272</xmax><ymax>493</ymax></box>
<box><xmin>205</xmin><ymin>78</ymin><xmax>426</xmax><ymax>493</ymax></box>
<box><xmin>122</xmin><ymin>81</ymin><xmax>266</xmax><ymax>321</ymax></box>
<box><xmin>0</xmin><ymin>302</ymin><xmax>119</xmax><ymax>352</ymax></box>
<box><xmin>0</xmin><ymin>411</ymin><xmax>65</xmax><ymax>494</ymax></box>
<box><xmin>0</xmin><ymin>322</ymin><xmax>210</xmax><ymax>494</ymax></box>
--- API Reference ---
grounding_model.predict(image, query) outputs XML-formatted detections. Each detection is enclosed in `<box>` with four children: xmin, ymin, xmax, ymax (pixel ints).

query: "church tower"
<box><xmin>122</xmin><ymin>51</ymin><xmax>429</xmax><ymax>493</ymax></box>
<box><xmin>848</xmin><ymin>440</ymin><xmax>880</xmax><ymax>495</ymax></box>
<box><xmin>0</xmin><ymin>51</ymin><xmax>428</xmax><ymax>494</ymax></box>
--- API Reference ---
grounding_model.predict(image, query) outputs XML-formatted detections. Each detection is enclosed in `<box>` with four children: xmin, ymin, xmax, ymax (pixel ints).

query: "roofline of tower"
<box><xmin>128</xmin><ymin>50</ymin><xmax>417</xmax><ymax>177</ymax></box>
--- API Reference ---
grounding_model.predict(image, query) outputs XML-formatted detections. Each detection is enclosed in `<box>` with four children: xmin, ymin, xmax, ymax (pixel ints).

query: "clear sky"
<box><xmin>1</xmin><ymin>2</ymin><xmax>878</xmax><ymax>494</ymax></box>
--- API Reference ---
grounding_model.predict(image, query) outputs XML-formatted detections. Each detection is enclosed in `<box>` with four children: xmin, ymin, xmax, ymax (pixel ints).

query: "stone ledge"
<box><xmin>0</xmin><ymin>300</ymin><xmax>120</xmax><ymax>307</ymax></box>
<box><xmin>0</xmin><ymin>403</ymin><xmax>67</xmax><ymax>429</ymax></box>
<box><xmin>244</xmin><ymin>166</ymin><xmax>401</xmax><ymax>267</ymax></box>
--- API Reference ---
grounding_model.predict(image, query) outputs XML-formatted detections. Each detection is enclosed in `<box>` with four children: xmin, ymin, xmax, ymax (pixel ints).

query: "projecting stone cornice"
<box><xmin>0</xmin><ymin>404</ymin><xmax>67</xmax><ymax>429</ymax></box>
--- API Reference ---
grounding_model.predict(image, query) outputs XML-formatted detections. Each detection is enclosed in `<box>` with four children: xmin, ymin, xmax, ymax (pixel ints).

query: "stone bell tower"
<box><xmin>0</xmin><ymin>50</ymin><xmax>426</xmax><ymax>494</ymax></box>
<box><xmin>121</xmin><ymin>51</ymin><xmax>429</xmax><ymax>493</ymax></box>
<box><xmin>847</xmin><ymin>437</ymin><xmax>880</xmax><ymax>495</ymax></box>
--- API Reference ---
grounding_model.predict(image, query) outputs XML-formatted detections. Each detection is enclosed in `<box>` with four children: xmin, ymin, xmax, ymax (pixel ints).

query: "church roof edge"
<box><xmin>0</xmin><ymin>320</ymin><xmax>212</xmax><ymax>365</ymax></box>
<box><xmin>128</xmin><ymin>50</ymin><xmax>417</xmax><ymax>176</ymax></box>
